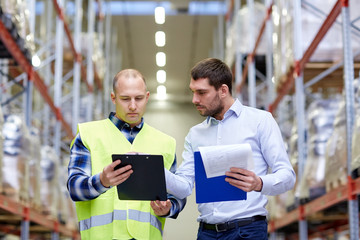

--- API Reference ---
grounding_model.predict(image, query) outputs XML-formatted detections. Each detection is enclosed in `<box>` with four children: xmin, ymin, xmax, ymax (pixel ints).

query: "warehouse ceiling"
<box><xmin>108</xmin><ymin>0</ymin><xmax>225</xmax><ymax>103</ymax></box>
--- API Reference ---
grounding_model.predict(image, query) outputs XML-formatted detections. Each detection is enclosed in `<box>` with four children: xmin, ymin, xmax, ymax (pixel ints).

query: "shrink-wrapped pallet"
<box><xmin>352</xmin><ymin>117</ymin><xmax>360</xmax><ymax>177</ymax></box>
<box><xmin>57</xmin><ymin>165</ymin><xmax>78</xmax><ymax>230</ymax></box>
<box><xmin>0</xmin><ymin>106</ymin><xmax>4</xmax><ymax>193</ymax></box>
<box><xmin>299</xmin><ymin>97</ymin><xmax>340</xmax><ymax>201</ymax></box>
<box><xmin>57</xmin><ymin>160</ymin><xmax>70</xmax><ymax>224</ymax></box>
<box><xmin>350</xmin><ymin>79</ymin><xmax>360</xmax><ymax>177</ymax></box>
<box><xmin>1</xmin><ymin>115</ymin><xmax>30</xmax><ymax>202</ymax></box>
<box><xmin>40</xmin><ymin>145</ymin><xmax>59</xmax><ymax>218</ymax></box>
<box><xmin>28</xmin><ymin>128</ymin><xmax>42</xmax><ymax>210</ymax></box>
<box><xmin>224</xmin><ymin>2</ymin><xmax>267</xmax><ymax>66</ymax></box>
<box><xmin>326</xmin><ymin>79</ymin><xmax>360</xmax><ymax>188</ymax></box>
<box><xmin>271</xmin><ymin>0</ymin><xmax>360</xmax><ymax>88</ymax></box>
<box><xmin>0</xmin><ymin>0</ymin><xmax>35</xmax><ymax>59</ymax></box>
<box><xmin>325</xmin><ymin>101</ymin><xmax>348</xmax><ymax>191</ymax></box>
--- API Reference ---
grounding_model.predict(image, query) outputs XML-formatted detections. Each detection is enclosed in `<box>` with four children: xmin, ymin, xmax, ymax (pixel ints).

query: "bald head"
<box><xmin>112</xmin><ymin>69</ymin><xmax>146</xmax><ymax>95</ymax></box>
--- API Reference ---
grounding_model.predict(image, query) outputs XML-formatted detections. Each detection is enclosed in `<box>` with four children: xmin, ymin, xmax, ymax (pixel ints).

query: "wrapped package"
<box><xmin>272</xmin><ymin>0</ymin><xmax>294</xmax><ymax>89</ymax></box>
<box><xmin>40</xmin><ymin>145</ymin><xmax>59</xmax><ymax>218</ymax></box>
<box><xmin>56</xmin><ymin>157</ymin><xmax>78</xmax><ymax>229</ymax></box>
<box><xmin>326</xmin><ymin>79</ymin><xmax>360</xmax><ymax>188</ymax></box>
<box><xmin>1</xmin><ymin>115</ymin><xmax>30</xmax><ymax>202</ymax></box>
<box><xmin>350</xmin><ymin>79</ymin><xmax>360</xmax><ymax>176</ymax></box>
<box><xmin>0</xmin><ymin>0</ymin><xmax>35</xmax><ymax>59</ymax></box>
<box><xmin>224</xmin><ymin>2</ymin><xmax>268</xmax><ymax>66</ymax></box>
<box><xmin>0</xmin><ymin>106</ymin><xmax>4</xmax><ymax>193</ymax></box>
<box><xmin>325</xmin><ymin>101</ymin><xmax>347</xmax><ymax>191</ymax></box>
<box><xmin>28</xmin><ymin>128</ymin><xmax>42</xmax><ymax>210</ymax></box>
<box><xmin>351</xmin><ymin>117</ymin><xmax>360</xmax><ymax>177</ymax></box>
<box><xmin>272</xmin><ymin>0</ymin><xmax>360</xmax><ymax>88</ymax></box>
<box><xmin>299</xmin><ymin>96</ymin><xmax>340</xmax><ymax>201</ymax></box>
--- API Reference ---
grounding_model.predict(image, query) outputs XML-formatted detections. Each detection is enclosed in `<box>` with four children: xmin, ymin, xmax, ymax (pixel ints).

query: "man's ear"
<box><xmin>219</xmin><ymin>84</ymin><xmax>229</xmax><ymax>97</ymax></box>
<box><xmin>145</xmin><ymin>91</ymin><xmax>150</xmax><ymax>102</ymax></box>
<box><xmin>110</xmin><ymin>92</ymin><xmax>116</xmax><ymax>104</ymax></box>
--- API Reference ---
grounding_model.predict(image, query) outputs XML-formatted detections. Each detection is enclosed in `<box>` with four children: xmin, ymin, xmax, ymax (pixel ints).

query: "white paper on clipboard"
<box><xmin>198</xmin><ymin>143</ymin><xmax>254</xmax><ymax>178</ymax></box>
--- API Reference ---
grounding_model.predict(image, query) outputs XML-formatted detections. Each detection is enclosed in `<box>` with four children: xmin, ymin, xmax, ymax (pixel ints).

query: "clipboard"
<box><xmin>112</xmin><ymin>154</ymin><xmax>167</xmax><ymax>201</ymax></box>
<box><xmin>194</xmin><ymin>151</ymin><xmax>247</xmax><ymax>203</ymax></box>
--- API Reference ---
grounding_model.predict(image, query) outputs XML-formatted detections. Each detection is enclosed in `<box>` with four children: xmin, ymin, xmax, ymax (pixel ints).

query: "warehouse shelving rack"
<box><xmin>226</xmin><ymin>0</ymin><xmax>359</xmax><ymax>239</ymax></box>
<box><xmin>0</xmin><ymin>0</ymin><xmax>114</xmax><ymax>239</ymax></box>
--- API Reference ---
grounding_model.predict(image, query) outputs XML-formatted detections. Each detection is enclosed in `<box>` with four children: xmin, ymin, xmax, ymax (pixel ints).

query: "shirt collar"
<box><xmin>108</xmin><ymin>112</ymin><xmax>144</xmax><ymax>131</ymax></box>
<box><xmin>206</xmin><ymin>98</ymin><xmax>243</xmax><ymax>124</ymax></box>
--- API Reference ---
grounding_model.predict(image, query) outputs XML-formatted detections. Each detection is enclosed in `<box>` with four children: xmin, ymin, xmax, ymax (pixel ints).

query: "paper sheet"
<box><xmin>198</xmin><ymin>143</ymin><xmax>254</xmax><ymax>178</ymax></box>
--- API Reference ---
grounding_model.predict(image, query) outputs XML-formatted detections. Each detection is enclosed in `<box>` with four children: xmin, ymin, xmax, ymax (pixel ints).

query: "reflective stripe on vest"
<box><xmin>79</xmin><ymin>209</ymin><xmax>163</xmax><ymax>234</ymax></box>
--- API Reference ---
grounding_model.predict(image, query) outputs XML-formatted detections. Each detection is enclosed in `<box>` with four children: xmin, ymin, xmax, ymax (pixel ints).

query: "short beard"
<box><xmin>199</xmin><ymin>94</ymin><xmax>224</xmax><ymax>118</ymax></box>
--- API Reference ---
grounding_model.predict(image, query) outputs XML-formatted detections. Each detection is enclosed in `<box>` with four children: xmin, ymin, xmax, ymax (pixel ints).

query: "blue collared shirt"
<box><xmin>165</xmin><ymin>99</ymin><xmax>295</xmax><ymax>223</ymax></box>
<box><xmin>67</xmin><ymin>112</ymin><xmax>185</xmax><ymax>218</ymax></box>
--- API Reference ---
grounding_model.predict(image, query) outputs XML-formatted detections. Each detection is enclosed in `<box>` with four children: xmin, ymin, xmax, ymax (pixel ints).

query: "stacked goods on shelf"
<box><xmin>224</xmin><ymin>2</ymin><xmax>267</xmax><ymax>66</ymax></box>
<box><xmin>272</xmin><ymin>0</ymin><xmax>294</xmax><ymax>91</ymax></box>
<box><xmin>325</xmin><ymin>79</ymin><xmax>360</xmax><ymax>186</ymax></box>
<box><xmin>0</xmin><ymin>106</ymin><xmax>3</xmax><ymax>193</ymax></box>
<box><xmin>62</xmin><ymin>32</ymin><xmax>105</xmax><ymax>122</ymax></box>
<box><xmin>1</xmin><ymin>114</ymin><xmax>30</xmax><ymax>202</ymax></box>
<box><xmin>272</xmin><ymin>0</ymin><xmax>360</xmax><ymax>90</ymax></box>
<box><xmin>267</xmin><ymin>193</ymin><xmax>291</xmax><ymax>220</ymax></box>
<box><xmin>0</xmin><ymin>0</ymin><xmax>35</xmax><ymax>62</ymax></box>
<box><xmin>28</xmin><ymin>128</ymin><xmax>42</xmax><ymax>210</ymax></box>
<box><xmin>351</xmin><ymin>79</ymin><xmax>360</xmax><ymax>177</ymax></box>
<box><xmin>285</xmin><ymin>121</ymin><xmax>300</xmax><ymax>210</ymax></box>
<box><xmin>299</xmin><ymin>94</ymin><xmax>341</xmax><ymax>202</ymax></box>
<box><xmin>325</xmin><ymin>79</ymin><xmax>360</xmax><ymax>190</ymax></box>
<box><xmin>40</xmin><ymin>145</ymin><xmax>59</xmax><ymax>218</ymax></box>
<box><xmin>60</xmin><ymin>157</ymin><xmax>78</xmax><ymax>230</ymax></box>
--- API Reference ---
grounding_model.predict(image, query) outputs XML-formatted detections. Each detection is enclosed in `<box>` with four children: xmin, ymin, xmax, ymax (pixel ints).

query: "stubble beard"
<box><xmin>197</xmin><ymin>95</ymin><xmax>223</xmax><ymax>118</ymax></box>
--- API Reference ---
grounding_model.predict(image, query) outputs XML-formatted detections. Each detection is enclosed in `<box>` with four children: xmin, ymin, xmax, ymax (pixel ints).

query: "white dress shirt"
<box><xmin>165</xmin><ymin>99</ymin><xmax>296</xmax><ymax>224</ymax></box>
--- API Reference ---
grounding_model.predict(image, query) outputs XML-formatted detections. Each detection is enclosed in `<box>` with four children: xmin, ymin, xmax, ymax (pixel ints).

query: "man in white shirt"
<box><xmin>165</xmin><ymin>58</ymin><xmax>296</xmax><ymax>240</ymax></box>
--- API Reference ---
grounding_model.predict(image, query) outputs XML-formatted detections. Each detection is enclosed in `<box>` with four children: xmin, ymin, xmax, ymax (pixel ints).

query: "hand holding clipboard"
<box><xmin>112</xmin><ymin>154</ymin><xmax>168</xmax><ymax>201</ymax></box>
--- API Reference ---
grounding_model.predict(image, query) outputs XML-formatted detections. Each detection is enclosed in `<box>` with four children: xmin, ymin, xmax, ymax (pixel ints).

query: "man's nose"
<box><xmin>129</xmin><ymin>99</ymin><xmax>136</xmax><ymax>110</ymax></box>
<box><xmin>192</xmin><ymin>94</ymin><xmax>199</xmax><ymax>104</ymax></box>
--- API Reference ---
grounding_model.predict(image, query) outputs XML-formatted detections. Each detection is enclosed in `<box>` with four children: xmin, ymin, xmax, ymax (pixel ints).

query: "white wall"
<box><xmin>144</xmin><ymin>100</ymin><xmax>205</xmax><ymax>240</ymax></box>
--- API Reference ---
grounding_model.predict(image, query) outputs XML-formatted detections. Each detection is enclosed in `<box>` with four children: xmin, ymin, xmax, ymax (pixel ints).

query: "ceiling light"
<box><xmin>155</xmin><ymin>31</ymin><xmax>166</xmax><ymax>47</ymax></box>
<box><xmin>156</xmin><ymin>52</ymin><xmax>166</xmax><ymax>67</ymax></box>
<box><xmin>156</xmin><ymin>70</ymin><xmax>166</xmax><ymax>83</ymax></box>
<box><xmin>157</xmin><ymin>85</ymin><xmax>167</xmax><ymax>100</ymax></box>
<box><xmin>154</xmin><ymin>6</ymin><xmax>165</xmax><ymax>24</ymax></box>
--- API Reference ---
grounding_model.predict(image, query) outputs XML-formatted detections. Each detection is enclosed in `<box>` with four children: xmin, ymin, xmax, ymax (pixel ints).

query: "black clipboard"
<box><xmin>111</xmin><ymin>154</ymin><xmax>167</xmax><ymax>201</ymax></box>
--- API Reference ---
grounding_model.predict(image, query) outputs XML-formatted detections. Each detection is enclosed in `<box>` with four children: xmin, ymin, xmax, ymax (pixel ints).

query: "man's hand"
<box><xmin>150</xmin><ymin>200</ymin><xmax>172</xmax><ymax>217</ymax></box>
<box><xmin>225</xmin><ymin>167</ymin><xmax>263</xmax><ymax>192</ymax></box>
<box><xmin>100</xmin><ymin>160</ymin><xmax>133</xmax><ymax>188</ymax></box>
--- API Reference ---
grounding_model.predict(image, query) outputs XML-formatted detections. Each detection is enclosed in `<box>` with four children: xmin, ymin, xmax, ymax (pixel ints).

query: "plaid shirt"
<box><xmin>67</xmin><ymin>112</ymin><xmax>186</xmax><ymax>218</ymax></box>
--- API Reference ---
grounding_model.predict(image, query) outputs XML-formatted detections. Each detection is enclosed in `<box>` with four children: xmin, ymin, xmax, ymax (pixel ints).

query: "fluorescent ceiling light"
<box><xmin>154</xmin><ymin>6</ymin><xmax>165</xmax><ymax>24</ymax></box>
<box><xmin>157</xmin><ymin>85</ymin><xmax>167</xmax><ymax>100</ymax></box>
<box><xmin>36</xmin><ymin>2</ymin><xmax>228</xmax><ymax>16</ymax></box>
<box><xmin>156</xmin><ymin>70</ymin><xmax>166</xmax><ymax>83</ymax></box>
<box><xmin>155</xmin><ymin>31</ymin><xmax>166</xmax><ymax>47</ymax></box>
<box><xmin>156</xmin><ymin>52</ymin><xmax>166</xmax><ymax>67</ymax></box>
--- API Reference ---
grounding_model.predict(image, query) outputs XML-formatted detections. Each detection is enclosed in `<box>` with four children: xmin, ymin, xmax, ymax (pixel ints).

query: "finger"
<box><xmin>229</xmin><ymin>167</ymin><xmax>248</xmax><ymax>174</ymax></box>
<box><xmin>112</xmin><ymin>162</ymin><xmax>132</xmax><ymax>176</ymax></box>
<box><xmin>108</xmin><ymin>159</ymin><xmax>121</xmax><ymax>171</ymax></box>
<box><xmin>225</xmin><ymin>171</ymin><xmax>246</xmax><ymax>181</ymax></box>
<box><xmin>112</xmin><ymin>169</ymin><xmax>133</xmax><ymax>185</ymax></box>
<box><xmin>225</xmin><ymin>177</ymin><xmax>249</xmax><ymax>190</ymax></box>
<box><xmin>150</xmin><ymin>201</ymin><xmax>158</xmax><ymax>209</ymax></box>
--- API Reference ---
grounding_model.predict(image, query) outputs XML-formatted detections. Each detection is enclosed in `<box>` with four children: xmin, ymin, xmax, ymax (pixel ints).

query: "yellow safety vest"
<box><xmin>72</xmin><ymin>119</ymin><xmax>176</xmax><ymax>240</ymax></box>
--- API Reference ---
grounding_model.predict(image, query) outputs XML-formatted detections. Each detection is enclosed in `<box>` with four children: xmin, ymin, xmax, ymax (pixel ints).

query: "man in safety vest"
<box><xmin>67</xmin><ymin>69</ymin><xmax>186</xmax><ymax>240</ymax></box>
